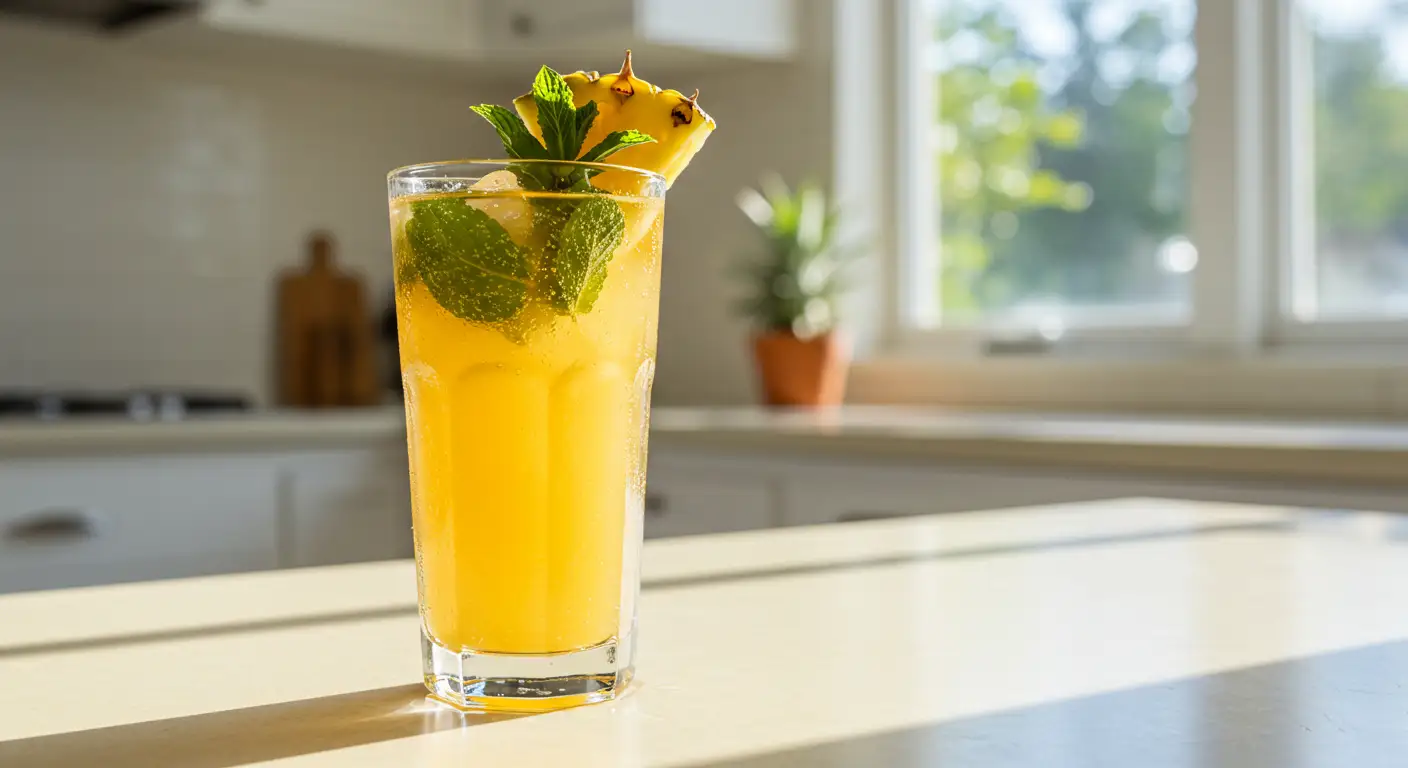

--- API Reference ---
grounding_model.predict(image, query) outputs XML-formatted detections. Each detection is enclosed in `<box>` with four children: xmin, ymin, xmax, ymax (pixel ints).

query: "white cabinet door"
<box><xmin>0</xmin><ymin>457</ymin><xmax>280</xmax><ymax>593</ymax></box>
<box><xmin>202</xmin><ymin>0</ymin><xmax>478</xmax><ymax>60</ymax></box>
<box><xmin>643</xmin><ymin>459</ymin><xmax>777</xmax><ymax>538</ymax></box>
<box><xmin>655</xmin><ymin>442</ymin><xmax>1408</xmax><ymax>535</ymax></box>
<box><xmin>480</xmin><ymin>0</ymin><xmax>795</xmax><ymax>60</ymax></box>
<box><xmin>773</xmin><ymin>461</ymin><xmax>1123</xmax><ymax>528</ymax></box>
<box><xmin>639</xmin><ymin>0</ymin><xmax>795</xmax><ymax>58</ymax></box>
<box><xmin>762</xmin><ymin>455</ymin><xmax>1408</xmax><ymax>528</ymax></box>
<box><xmin>283</xmin><ymin>449</ymin><xmax>413</xmax><ymax>567</ymax></box>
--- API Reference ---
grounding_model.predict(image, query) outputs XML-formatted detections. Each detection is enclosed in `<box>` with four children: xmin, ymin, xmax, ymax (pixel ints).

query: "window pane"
<box><xmin>1300</xmin><ymin>0</ymin><xmax>1408</xmax><ymax>319</ymax></box>
<box><xmin>921</xmin><ymin>0</ymin><xmax>1195</xmax><ymax>328</ymax></box>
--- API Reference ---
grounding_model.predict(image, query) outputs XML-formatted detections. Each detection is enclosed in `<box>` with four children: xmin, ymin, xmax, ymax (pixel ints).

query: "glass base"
<box><xmin>421</xmin><ymin>628</ymin><xmax>634</xmax><ymax>712</ymax></box>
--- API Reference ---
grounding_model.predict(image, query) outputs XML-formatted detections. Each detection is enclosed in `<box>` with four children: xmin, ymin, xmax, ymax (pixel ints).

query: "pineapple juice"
<box><xmin>390</xmin><ymin>188</ymin><xmax>664</xmax><ymax>655</ymax></box>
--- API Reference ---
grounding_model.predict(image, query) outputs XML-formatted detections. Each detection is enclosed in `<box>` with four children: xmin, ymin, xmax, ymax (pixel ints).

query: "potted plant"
<box><xmin>733</xmin><ymin>175</ymin><xmax>861</xmax><ymax>407</ymax></box>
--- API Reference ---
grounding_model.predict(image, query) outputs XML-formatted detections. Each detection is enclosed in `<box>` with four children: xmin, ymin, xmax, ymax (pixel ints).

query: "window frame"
<box><xmin>886</xmin><ymin>0</ymin><xmax>1408</xmax><ymax>362</ymax></box>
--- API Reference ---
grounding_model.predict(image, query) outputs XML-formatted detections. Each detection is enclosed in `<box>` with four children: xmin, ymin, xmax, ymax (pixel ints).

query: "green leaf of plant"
<box><xmin>731</xmin><ymin>174</ymin><xmax>866</xmax><ymax>333</ymax></box>
<box><xmin>579</xmin><ymin>130</ymin><xmax>656</xmax><ymax>164</ymax></box>
<box><xmin>532</xmin><ymin>66</ymin><xmax>579</xmax><ymax>160</ymax></box>
<box><xmin>546</xmin><ymin>196</ymin><xmax>625</xmax><ymax>315</ymax></box>
<box><xmin>406</xmin><ymin>197</ymin><xmax>531</xmax><ymax>323</ymax></box>
<box><xmin>469</xmin><ymin>105</ymin><xmax>547</xmax><ymax>160</ymax></box>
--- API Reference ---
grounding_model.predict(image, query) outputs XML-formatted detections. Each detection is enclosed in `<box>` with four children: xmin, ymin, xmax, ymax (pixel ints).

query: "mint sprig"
<box><xmin>402</xmin><ymin>66</ymin><xmax>656</xmax><ymax>328</ymax></box>
<box><xmin>471</xmin><ymin>66</ymin><xmax>657</xmax><ymax>191</ymax></box>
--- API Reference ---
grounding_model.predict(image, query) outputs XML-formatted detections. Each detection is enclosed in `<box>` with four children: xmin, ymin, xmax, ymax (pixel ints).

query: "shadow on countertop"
<box><xmin>0</xmin><ymin>684</ymin><xmax>529</xmax><ymax>768</ymax></box>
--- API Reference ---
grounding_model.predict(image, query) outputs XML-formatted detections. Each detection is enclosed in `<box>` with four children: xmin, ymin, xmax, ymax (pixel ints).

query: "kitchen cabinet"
<box><xmin>14</xmin><ymin>413</ymin><xmax>1408</xmax><ymax>594</ymax></box>
<box><xmin>200</xmin><ymin>0</ymin><xmax>478</xmax><ymax>61</ymax></box>
<box><xmin>646</xmin><ymin>445</ymin><xmax>1408</xmax><ymax>532</ymax></box>
<box><xmin>480</xmin><ymin>0</ymin><xmax>796</xmax><ymax>61</ymax></box>
<box><xmin>776</xmin><ymin>463</ymin><xmax>1119</xmax><ymax>527</ymax></box>
<box><xmin>194</xmin><ymin>0</ymin><xmax>794</xmax><ymax>70</ymax></box>
<box><xmin>642</xmin><ymin>452</ymin><xmax>1122</xmax><ymax>531</ymax></box>
<box><xmin>643</xmin><ymin>457</ymin><xmax>777</xmax><ymax>538</ymax></box>
<box><xmin>0</xmin><ymin>457</ymin><xmax>280</xmax><ymax>593</ymax></box>
<box><xmin>283</xmin><ymin>449</ymin><xmax>414</xmax><ymax>568</ymax></box>
<box><xmin>777</xmin><ymin>467</ymin><xmax>1113</xmax><ymax>526</ymax></box>
<box><xmin>637</xmin><ymin>451</ymin><xmax>1114</xmax><ymax>537</ymax></box>
<box><xmin>0</xmin><ymin>446</ymin><xmax>412</xmax><ymax>595</ymax></box>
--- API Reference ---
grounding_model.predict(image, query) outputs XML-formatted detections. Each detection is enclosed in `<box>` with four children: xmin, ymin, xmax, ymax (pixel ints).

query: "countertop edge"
<box><xmin>3</xmin><ymin>407</ymin><xmax>1407</xmax><ymax>487</ymax></box>
<box><xmin>649</xmin><ymin>429</ymin><xmax>1408</xmax><ymax>487</ymax></box>
<box><xmin>0</xmin><ymin>408</ymin><xmax>408</xmax><ymax>459</ymax></box>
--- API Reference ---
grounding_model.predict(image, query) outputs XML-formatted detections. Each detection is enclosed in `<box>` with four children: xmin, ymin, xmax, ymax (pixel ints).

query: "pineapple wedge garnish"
<box><xmin>513</xmin><ymin>51</ymin><xmax>715</xmax><ymax>187</ymax></box>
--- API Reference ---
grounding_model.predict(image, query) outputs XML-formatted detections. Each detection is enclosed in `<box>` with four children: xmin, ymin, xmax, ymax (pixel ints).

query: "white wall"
<box><xmin>0</xmin><ymin>6</ymin><xmax>838</xmax><ymax>407</ymax></box>
<box><xmin>0</xmin><ymin>20</ymin><xmax>508</xmax><ymax>403</ymax></box>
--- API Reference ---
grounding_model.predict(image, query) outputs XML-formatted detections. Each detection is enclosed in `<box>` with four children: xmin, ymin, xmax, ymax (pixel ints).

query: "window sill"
<box><xmin>848</xmin><ymin>356</ymin><xmax>1408</xmax><ymax>419</ymax></box>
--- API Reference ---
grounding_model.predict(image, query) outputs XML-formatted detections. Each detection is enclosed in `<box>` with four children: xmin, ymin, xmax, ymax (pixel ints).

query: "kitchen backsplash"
<box><xmin>0</xmin><ymin>7</ymin><xmax>839</xmax><ymax>408</ymax></box>
<box><xmin>0</xmin><ymin>20</ymin><xmax>508</xmax><ymax>404</ymax></box>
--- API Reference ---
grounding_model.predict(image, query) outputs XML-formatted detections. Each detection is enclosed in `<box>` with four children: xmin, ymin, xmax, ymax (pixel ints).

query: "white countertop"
<box><xmin>0</xmin><ymin>407</ymin><xmax>408</xmax><ymax>457</ymax></box>
<box><xmin>4</xmin><ymin>405</ymin><xmax>1407</xmax><ymax>485</ymax></box>
<box><xmin>650</xmin><ymin>407</ymin><xmax>1408</xmax><ymax>484</ymax></box>
<box><xmin>3</xmin><ymin>498</ymin><xmax>1408</xmax><ymax>766</ymax></box>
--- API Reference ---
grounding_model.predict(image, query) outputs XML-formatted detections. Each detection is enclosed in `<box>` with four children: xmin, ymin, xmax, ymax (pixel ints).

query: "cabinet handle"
<box><xmin>644</xmin><ymin>493</ymin><xmax>666</xmax><ymax>517</ymax></box>
<box><xmin>837</xmin><ymin>511</ymin><xmax>906</xmax><ymax>524</ymax></box>
<box><xmin>5</xmin><ymin>508</ymin><xmax>100</xmax><ymax>543</ymax></box>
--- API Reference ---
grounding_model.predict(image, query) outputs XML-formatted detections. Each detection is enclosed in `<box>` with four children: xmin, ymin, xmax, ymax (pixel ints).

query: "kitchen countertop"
<box><xmin>3</xmin><ymin>405</ymin><xmax>1408</xmax><ymax>486</ymax></box>
<box><xmin>651</xmin><ymin>407</ymin><xmax>1408</xmax><ymax>485</ymax></box>
<box><xmin>0</xmin><ymin>407</ymin><xmax>409</xmax><ymax>456</ymax></box>
<box><xmin>3</xmin><ymin>498</ymin><xmax>1407</xmax><ymax>766</ymax></box>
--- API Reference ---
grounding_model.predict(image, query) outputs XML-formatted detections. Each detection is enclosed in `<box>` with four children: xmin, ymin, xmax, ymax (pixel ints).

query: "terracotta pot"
<box><xmin>752</xmin><ymin>331</ymin><xmax>851</xmax><ymax>407</ymax></box>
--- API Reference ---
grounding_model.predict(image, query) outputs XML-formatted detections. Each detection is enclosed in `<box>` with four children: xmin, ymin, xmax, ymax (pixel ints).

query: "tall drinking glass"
<box><xmin>387</xmin><ymin>160</ymin><xmax>665</xmax><ymax>711</ymax></box>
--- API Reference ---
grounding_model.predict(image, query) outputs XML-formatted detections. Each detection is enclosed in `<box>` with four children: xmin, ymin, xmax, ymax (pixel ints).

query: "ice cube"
<box><xmin>471</xmin><ymin>169</ymin><xmax>522</xmax><ymax>192</ymax></box>
<box><xmin>468</xmin><ymin>170</ymin><xmax>531</xmax><ymax>244</ymax></box>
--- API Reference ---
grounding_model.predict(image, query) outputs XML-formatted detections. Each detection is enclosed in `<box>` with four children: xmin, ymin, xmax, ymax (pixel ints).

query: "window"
<box><xmin>919</xmin><ymin>0</ymin><xmax>1196</xmax><ymax>331</ymax></box>
<box><xmin>1293</xmin><ymin>0</ymin><xmax>1408</xmax><ymax>321</ymax></box>
<box><xmin>896</xmin><ymin>0</ymin><xmax>1408</xmax><ymax>349</ymax></box>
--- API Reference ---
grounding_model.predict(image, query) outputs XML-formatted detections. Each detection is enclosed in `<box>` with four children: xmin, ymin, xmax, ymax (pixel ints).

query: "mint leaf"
<box><xmin>579</xmin><ymin>130</ymin><xmax>656</xmax><ymax>164</ymax></box>
<box><xmin>469</xmin><ymin>105</ymin><xmax>547</xmax><ymax>160</ymax></box>
<box><xmin>407</xmin><ymin>198</ymin><xmax>531</xmax><ymax>323</ymax></box>
<box><xmin>546</xmin><ymin>196</ymin><xmax>625</xmax><ymax>315</ymax></box>
<box><xmin>574</xmin><ymin>100</ymin><xmax>599</xmax><ymax>153</ymax></box>
<box><xmin>532</xmin><ymin>66</ymin><xmax>580</xmax><ymax>161</ymax></box>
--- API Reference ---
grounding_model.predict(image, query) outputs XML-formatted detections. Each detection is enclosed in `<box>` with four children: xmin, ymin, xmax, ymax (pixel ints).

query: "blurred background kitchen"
<box><xmin>3</xmin><ymin>0</ymin><xmax>1408</xmax><ymax>594</ymax></box>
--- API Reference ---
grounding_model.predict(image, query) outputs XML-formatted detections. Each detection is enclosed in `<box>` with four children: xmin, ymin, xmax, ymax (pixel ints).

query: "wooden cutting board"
<box><xmin>276</xmin><ymin>233</ymin><xmax>379</xmax><ymax>408</ymax></box>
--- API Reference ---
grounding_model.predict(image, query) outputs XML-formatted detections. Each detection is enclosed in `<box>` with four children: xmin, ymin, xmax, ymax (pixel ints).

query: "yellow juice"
<box><xmin>390</xmin><ymin>189</ymin><xmax>663</xmax><ymax>655</ymax></box>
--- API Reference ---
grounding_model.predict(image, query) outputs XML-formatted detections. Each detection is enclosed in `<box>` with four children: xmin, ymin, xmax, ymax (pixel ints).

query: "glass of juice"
<box><xmin>387</xmin><ymin>159</ymin><xmax>666</xmax><ymax>711</ymax></box>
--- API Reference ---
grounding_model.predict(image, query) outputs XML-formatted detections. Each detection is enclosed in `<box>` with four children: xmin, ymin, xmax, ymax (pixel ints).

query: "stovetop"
<box><xmin>0</xmin><ymin>390</ymin><xmax>252</xmax><ymax>421</ymax></box>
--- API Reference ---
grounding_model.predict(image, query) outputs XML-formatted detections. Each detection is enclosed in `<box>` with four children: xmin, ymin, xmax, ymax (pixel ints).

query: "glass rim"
<box><xmin>388</xmin><ymin>158</ymin><xmax>666</xmax><ymax>186</ymax></box>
